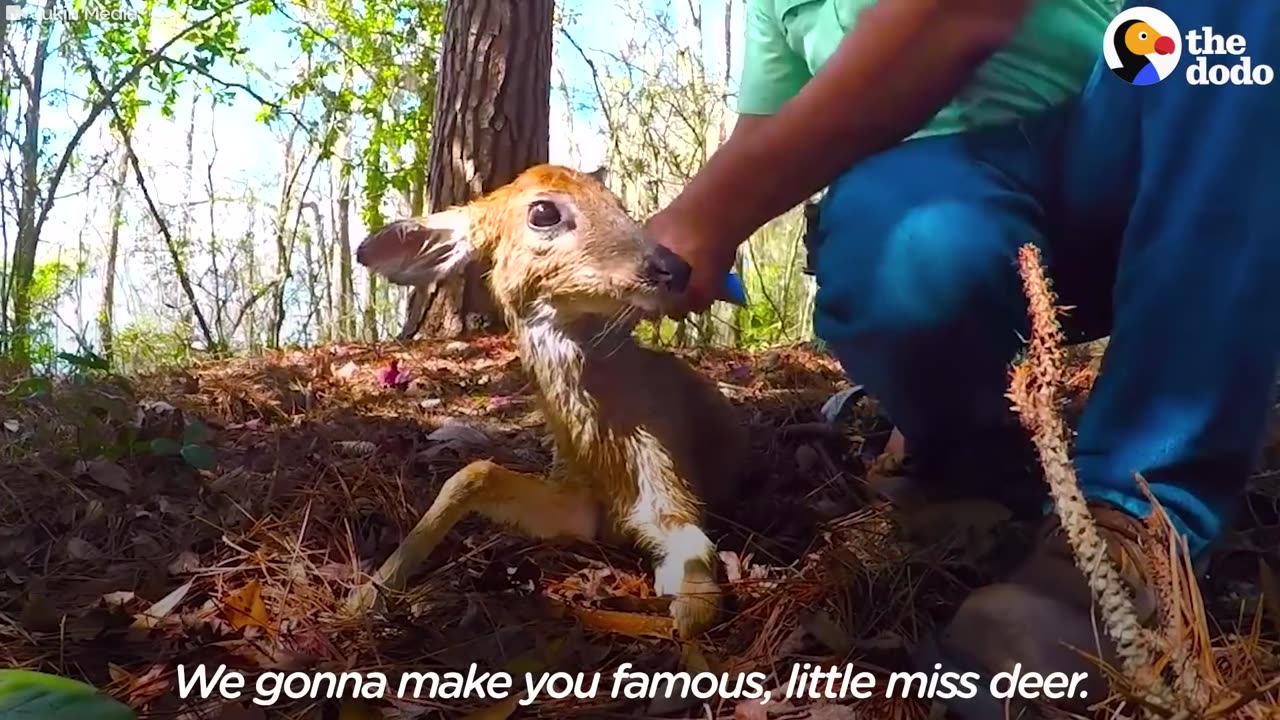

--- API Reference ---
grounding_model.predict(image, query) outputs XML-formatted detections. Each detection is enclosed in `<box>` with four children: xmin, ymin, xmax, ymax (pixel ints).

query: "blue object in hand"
<box><xmin>723</xmin><ymin>271</ymin><xmax>747</xmax><ymax>306</ymax></box>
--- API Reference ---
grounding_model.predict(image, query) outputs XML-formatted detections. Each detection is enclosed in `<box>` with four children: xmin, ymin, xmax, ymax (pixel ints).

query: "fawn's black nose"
<box><xmin>642</xmin><ymin>244</ymin><xmax>692</xmax><ymax>293</ymax></box>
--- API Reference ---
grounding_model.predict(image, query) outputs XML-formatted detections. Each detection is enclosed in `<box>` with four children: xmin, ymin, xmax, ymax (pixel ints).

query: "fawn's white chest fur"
<box><xmin>514</xmin><ymin>310</ymin><xmax>738</xmax><ymax>546</ymax></box>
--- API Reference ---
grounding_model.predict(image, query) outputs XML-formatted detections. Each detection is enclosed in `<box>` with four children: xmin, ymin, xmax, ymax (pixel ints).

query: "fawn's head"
<box><xmin>356</xmin><ymin>165</ymin><xmax>690</xmax><ymax>324</ymax></box>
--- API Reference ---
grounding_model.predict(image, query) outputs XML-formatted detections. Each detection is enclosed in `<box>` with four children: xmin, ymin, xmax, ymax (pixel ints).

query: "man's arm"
<box><xmin>668</xmin><ymin>0</ymin><xmax>1034</xmax><ymax>244</ymax></box>
<box><xmin>728</xmin><ymin>113</ymin><xmax>769</xmax><ymax>140</ymax></box>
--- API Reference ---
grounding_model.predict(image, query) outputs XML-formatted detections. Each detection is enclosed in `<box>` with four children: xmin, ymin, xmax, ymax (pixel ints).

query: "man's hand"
<box><xmin>644</xmin><ymin>200</ymin><xmax>742</xmax><ymax>317</ymax></box>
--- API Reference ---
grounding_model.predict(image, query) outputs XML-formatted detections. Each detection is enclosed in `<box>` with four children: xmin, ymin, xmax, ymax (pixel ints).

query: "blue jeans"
<box><xmin>811</xmin><ymin>0</ymin><xmax>1280</xmax><ymax>559</ymax></box>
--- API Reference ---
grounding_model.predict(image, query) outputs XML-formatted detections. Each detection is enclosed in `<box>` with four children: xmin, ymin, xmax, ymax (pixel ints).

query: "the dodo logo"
<box><xmin>1103</xmin><ymin>6</ymin><xmax>1274</xmax><ymax>86</ymax></box>
<box><xmin>1103</xmin><ymin>7</ymin><xmax>1181</xmax><ymax>85</ymax></box>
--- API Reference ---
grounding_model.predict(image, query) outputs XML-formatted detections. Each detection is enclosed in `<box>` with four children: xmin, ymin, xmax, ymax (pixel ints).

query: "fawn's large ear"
<box><xmin>355</xmin><ymin>208</ymin><xmax>473</xmax><ymax>287</ymax></box>
<box><xmin>586</xmin><ymin>166</ymin><xmax>609</xmax><ymax>185</ymax></box>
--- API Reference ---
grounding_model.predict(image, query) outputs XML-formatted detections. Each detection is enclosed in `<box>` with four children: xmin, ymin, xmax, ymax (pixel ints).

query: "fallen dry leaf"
<box><xmin>803</xmin><ymin>704</ymin><xmax>859</xmax><ymax>719</ymax></box>
<box><xmin>314</xmin><ymin>562</ymin><xmax>352</xmax><ymax>583</ymax></box>
<box><xmin>884</xmin><ymin>427</ymin><xmax>906</xmax><ymax>460</ymax></box>
<box><xmin>169</xmin><ymin>551</ymin><xmax>202</xmax><ymax>575</ymax></box>
<box><xmin>66</xmin><ymin>537</ymin><xmax>100</xmax><ymax>560</ymax></box>
<box><xmin>210</xmin><ymin>638</ymin><xmax>312</xmax><ymax>671</ymax></box>
<box><xmin>735</xmin><ymin>699</ymin><xmax>768</xmax><ymax>720</ymax></box>
<box><xmin>117</xmin><ymin>663</ymin><xmax>172</xmax><ymax>706</ymax></box>
<box><xmin>568</xmin><ymin>605</ymin><xmax>672</xmax><ymax>639</ymax></box>
<box><xmin>334</xmin><ymin>361</ymin><xmax>359</xmax><ymax>380</ymax></box>
<box><xmin>1260</xmin><ymin>558</ymin><xmax>1280</xmax><ymax>636</ymax></box>
<box><xmin>81</xmin><ymin>498</ymin><xmax>107</xmax><ymax>525</ymax></box>
<box><xmin>132</xmin><ymin>580</ymin><xmax>193</xmax><ymax>630</ymax></box>
<box><xmin>138</xmin><ymin>400</ymin><xmax>178</xmax><ymax>414</ymax></box>
<box><xmin>102</xmin><ymin>590</ymin><xmax>138</xmax><ymax>609</ymax></box>
<box><xmin>210</xmin><ymin>467</ymin><xmax>251</xmax><ymax>494</ymax></box>
<box><xmin>720</xmin><ymin>554</ymin><xmax>743</xmax><ymax>585</ymax></box>
<box><xmin>734</xmin><ymin>695</ymin><xmax>797</xmax><ymax>720</ymax></box>
<box><xmin>81</xmin><ymin>458</ymin><xmax>133</xmax><ymax>494</ymax></box>
<box><xmin>18</xmin><ymin>592</ymin><xmax>60</xmax><ymax>632</ymax></box>
<box><xmin>427</xmin><ymin>420</ymin><xmax>490</xmax><ymax>447</ymax></box>
<box><xmin>3</xmin><ymin>418</ymin><xmax>19</xmax><ymax>432</ymax></box>
<box><xmin>222</xmin><ymin>579</ymin><xmax>271</xmax><ymax>632</ymax></box>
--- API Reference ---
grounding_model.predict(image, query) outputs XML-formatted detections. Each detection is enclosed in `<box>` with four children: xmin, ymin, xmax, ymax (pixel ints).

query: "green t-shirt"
<box><xmin>738</xmin><ymin>0</ymin><xmax>1118</xmax><ymax>139</ymax></box>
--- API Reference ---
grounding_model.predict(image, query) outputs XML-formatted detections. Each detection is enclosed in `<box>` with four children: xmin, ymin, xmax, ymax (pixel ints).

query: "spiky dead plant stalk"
<box><xmin>1007</xmin><ymin>244</ymin><xmax>1174</xmax><ymax>710</ymax></box>
<box><xmin>1136</xmin><ymin>475</ymin><xmax>1214</xmax><ymax>714</ymax></box>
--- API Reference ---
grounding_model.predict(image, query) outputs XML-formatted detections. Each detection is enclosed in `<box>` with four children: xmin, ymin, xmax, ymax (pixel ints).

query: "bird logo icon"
<box><xmin>1104</xmin><ymin>7</ymin><xmax>1182</xmax><ymax>85</ymax></box>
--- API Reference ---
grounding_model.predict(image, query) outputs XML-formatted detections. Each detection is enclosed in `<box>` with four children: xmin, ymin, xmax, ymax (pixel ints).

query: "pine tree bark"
<box><xmin>399</xmin><ymin>0</ymin><xmax>553</xmax><ymax>340</ymax></box>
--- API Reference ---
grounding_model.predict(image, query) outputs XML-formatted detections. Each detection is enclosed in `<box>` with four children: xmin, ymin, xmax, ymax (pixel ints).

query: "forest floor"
<box><xmin>1</xmin><ymin>336</ymin><xmax>1278</xmax><ymax>719</ymax></box>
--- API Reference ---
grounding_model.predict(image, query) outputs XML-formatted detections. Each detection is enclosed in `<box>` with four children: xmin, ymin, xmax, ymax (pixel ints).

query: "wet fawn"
<box><xmin>347</xmin><ymin>165</ymin><xmax>748</xmax><ymax>639</ymax></box>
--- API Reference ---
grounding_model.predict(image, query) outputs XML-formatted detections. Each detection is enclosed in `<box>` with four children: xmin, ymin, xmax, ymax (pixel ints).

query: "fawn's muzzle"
<box><xmin>642</xmin><ymin>245</ymin><xmax>692</xmax><ymax>293</ymax></box>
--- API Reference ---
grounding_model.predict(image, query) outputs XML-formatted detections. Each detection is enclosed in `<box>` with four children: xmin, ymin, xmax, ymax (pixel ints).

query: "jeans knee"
<box><xmin>812</xmin><ymin>199</ymin><xmax>1030</xmax><ymax>349</ymax></box>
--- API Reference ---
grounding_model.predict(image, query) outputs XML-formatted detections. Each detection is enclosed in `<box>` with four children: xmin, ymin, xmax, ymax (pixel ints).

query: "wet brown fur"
<box><xmin>348</xmin><ymin>165</ymin><xmax>747</xmax><ymax>638</ymax></box>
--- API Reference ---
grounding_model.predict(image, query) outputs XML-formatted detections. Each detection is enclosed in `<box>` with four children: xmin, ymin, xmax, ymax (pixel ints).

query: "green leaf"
<box><xmin>182</xmin><ymin>420</ymin><xmax>210</xmax><ymax>445</ymax></box>
<box><xmin>0</xmin><ymin>669</ymin><xmax>136</xmax><ymax>720</ymax></box>
<box><xmin>180</xmin><ymin>444</ymin><xmax>216</xmax><ymax>470</ymax></box>
<box><xmin>57</xmin><ymin>351</ymin><xmax>110</xmax><ymax>371</ymax></box>
<box><xmin>8</xmin><ymin>377</ymin><xmax>52</xmax><ymax>399</ymax></box>
<box><xmin>148</xmin><ymin>438</ymin><xmax>182</xmax><ymax>456</ymax></box>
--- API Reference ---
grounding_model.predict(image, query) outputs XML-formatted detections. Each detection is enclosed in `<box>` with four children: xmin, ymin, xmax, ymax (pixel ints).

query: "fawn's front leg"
<box><xmin>346</xmin><ymin>459</ymin><xmax>598</xmax><ymax>615</ymax></box>
<box><xmin>622</xmin><ymin>456</ymin><xmax>722</xmax><ymax>639</ymax></box>
<box><xmin>651</xmin><ymin>523</ymin><xmax>721</xmax><ymax>640</ymax></box>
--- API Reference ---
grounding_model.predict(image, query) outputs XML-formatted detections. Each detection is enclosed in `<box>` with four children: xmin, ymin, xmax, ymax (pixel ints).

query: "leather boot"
<box><xmin>916</xmin><ymin>502</ymin><xmax>1161</xmax><ymax>719</ymax></box>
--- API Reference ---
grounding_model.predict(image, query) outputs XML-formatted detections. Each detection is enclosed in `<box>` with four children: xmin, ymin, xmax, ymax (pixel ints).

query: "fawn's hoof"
<box><xmin>658</xmin><ymin>559</ymin><xmax>721</xmax><ymax>640</ymax></box>
<box><xmin>670</xmin><ymin>584</ymin><xmax>720</xmax><ymax>639</ymax></box>
<box><xmin>344</xmin><ymin>581</ymin><xmax>386</xmax><ymax>616</ymax></box>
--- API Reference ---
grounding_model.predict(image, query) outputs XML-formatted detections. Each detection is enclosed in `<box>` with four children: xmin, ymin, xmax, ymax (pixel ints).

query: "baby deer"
<box><xmin>347</xmin><ymin>165</ymin><xmax>748</xmax><ymax>639</ymax></box>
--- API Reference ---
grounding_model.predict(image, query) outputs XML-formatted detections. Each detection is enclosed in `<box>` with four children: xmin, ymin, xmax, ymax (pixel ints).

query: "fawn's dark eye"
<box><xmin>527</xmin><ymin>201</ymin><xmax>562</xmax><ymax>229</ymax></box>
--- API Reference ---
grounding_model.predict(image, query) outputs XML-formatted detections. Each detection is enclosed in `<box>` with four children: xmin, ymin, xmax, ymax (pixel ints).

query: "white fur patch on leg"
<box><xmin>653</xmin><ymin>524</ymin><xmax>715</xmax><ymax>596</ymax></box>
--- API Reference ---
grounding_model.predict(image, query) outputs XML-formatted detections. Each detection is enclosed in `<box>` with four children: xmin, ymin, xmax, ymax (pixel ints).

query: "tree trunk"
<box><xmin>404</xmin><ymin>0</ymin><xmax>553</xmax><ymax>340</ymax></box>
<box><xmin>206</xmin><ymin>96</ymin><xmax>226</xmax><ymax>346</ymax></box>
<box><xmin>242</xmin><ymin>201</ymin><xmax>259</xmax><ymax>352</ymax></box>
<box><xmin>178</xmin><ymin>99</ymin><xmax>198</xmax><ymax>337</ymax></box>
<box><xmin>7</xmin><ymin>6</ymin><xmax>55</xmax><ymax>365</ymax></box>
<box><xmin>270</xmin><ymin>124</ymin><xmax>303</xmax><ymax>349</ymax></box>
<box><xmin>336</xmin><ymin>155</ymin><xmax>355</xmax><ymax>339</ymax></box>
<box><xmin>301</xmin><ymin>201</ymin><xmax>325</xmax><ymax>342</ymax></box>
<box><xmin>99</xmin><ymin>143</ymin><xmax>130</xmax><ymax>365</ymax></box>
